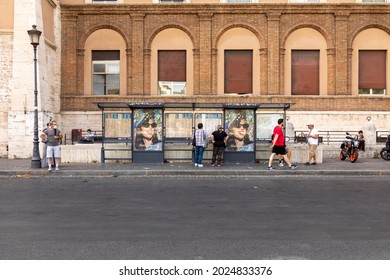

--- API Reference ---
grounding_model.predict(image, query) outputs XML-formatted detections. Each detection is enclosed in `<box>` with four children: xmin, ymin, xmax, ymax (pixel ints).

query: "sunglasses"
<box><xmin>234</xmin><ymin>123</ymin><xmax>249</xmax><ymax>129</ymax></box>
<box><xmin>141</xmin><ymin>122</ymin><xmax>157</xmax><ymax>128</ymax></box>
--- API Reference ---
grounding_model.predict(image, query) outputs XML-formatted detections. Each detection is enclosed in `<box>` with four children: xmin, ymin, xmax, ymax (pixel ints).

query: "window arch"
<box><xmin>216</xmin><ymin>27</ymin><xmax>260</xmax><ymax>95</ymax></box>
<box><xmin>151</xmin><ymin>28</ymin><xmax>193</xmax><ymax>96</ymax></box>
<box><xmin>284</xmin><ymin>28</ymin><xmax>327</xmax><ymax>96</ymax></box>
<box><xmin>84</xmin><ymin>28</ymin><xmax>127</xmax><ymax>96</ymax></box>
<box><xmin>352</xmin><ymin>28</ymin><xmax>390</xmax><ymax>96</ymax></box>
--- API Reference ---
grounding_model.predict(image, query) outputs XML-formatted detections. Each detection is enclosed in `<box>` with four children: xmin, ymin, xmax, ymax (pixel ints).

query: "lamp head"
<box><xmin>27</xmin><ymin>25</ymin><xmax>41</xmax><ymax>47</ymax></box>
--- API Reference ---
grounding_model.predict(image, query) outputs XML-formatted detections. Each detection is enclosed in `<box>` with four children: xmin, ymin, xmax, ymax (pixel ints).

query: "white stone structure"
<box><xmin>0</xmin><ymin>0</ymin><xmax>61</xmax><ymax>159</ymax></box>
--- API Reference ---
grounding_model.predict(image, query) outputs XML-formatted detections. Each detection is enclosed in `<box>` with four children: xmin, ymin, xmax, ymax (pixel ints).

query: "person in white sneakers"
<box><xmin>40</xmin><ymin>120</ymin><xmax>62</xmax><ymax>171</ymax></box>
<box><xmin>193</xmin><ymin>123</ymin><xmax>207</xmax><ymax>167</ymax></box>
<box><xmin>278</xmin><ymin>146</ymin><xmax>291</xmax><ymax>167</ymax></box>
<box><xmin>267</xmin><ymin>119</ymin><xmax>297</xmax><ymax>170</ymax></box>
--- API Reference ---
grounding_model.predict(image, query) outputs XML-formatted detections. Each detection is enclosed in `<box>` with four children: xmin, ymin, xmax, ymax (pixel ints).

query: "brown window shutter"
<box><xmin>291</xmin><ymin>50</ymin><xmax>319</xmax><ymax>95</ymax></box>
<box><xmin>224</xmin><ymin>50</ymin><xmax>253</xmax><ymax>94</ymax></box>
<box><xmin>92</xmin><ymin>50</ymin><xmax>120</xmax><ymax>61</ymax></box>
<box><xmin>359</xmin><ymin>50</ymin><xmax>386</xmax><ymax>89</ymax></box>
<box><xmin>158</xmin><ymin>50</ymin><xmax>186</xmax><ymax>82</ymax></box>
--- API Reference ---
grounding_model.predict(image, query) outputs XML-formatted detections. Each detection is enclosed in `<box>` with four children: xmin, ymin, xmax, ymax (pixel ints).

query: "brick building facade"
<box><xmin>61</xmin><ymin>4</ymin><xmax>390</xmax><ymax>110</ymax></box>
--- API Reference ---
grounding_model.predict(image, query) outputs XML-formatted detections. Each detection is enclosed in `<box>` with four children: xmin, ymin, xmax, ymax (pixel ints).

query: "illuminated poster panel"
<box><xmin>133</xmin><ymin>109</ymin><xmax>163</xmax><ymax>151</ymax></box>
<box><xmin>225</xmin><ymin>109</ymin><xmax>254</xmax><ymax>152</ymax></box>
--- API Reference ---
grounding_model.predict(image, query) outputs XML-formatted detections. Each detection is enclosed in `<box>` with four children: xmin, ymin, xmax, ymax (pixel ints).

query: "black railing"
<box><xmin>64</xmin><ymin>129</ymin><xmax>103</xmax><ymax>145</ymax></box>
<box><xmin>293</xmin><ymin>131</ymin><xmax>357</xmax><ymax>145</ymax></box>
<box><xmin>101</xmin><ymin>138</ymin><xmax>132</xmax><ymax>163</ymax></box>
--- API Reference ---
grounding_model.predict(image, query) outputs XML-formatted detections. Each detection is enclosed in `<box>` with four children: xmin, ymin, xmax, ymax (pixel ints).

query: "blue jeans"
<box><xmin>194</xmin><ymin>146</ymin><xmax>205</xmax><ymax>164</ymax></box>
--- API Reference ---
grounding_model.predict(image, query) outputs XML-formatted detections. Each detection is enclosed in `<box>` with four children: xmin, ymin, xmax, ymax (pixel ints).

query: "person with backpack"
<box><xmin>40</xmin><ymin>120</ymin><xmax>63</xmax><ymax>171</ymax></box>
<box><xmin>193</xmin><ymin>123</ymin><xmax>208</xmax><ymax>167</ymax></box>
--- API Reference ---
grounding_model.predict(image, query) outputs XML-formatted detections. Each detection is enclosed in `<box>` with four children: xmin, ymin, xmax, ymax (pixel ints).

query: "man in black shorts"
<box><xmin>267</xmin><ymin>118</ymin><xmax>297</xmax><ymax>170</ymax></box>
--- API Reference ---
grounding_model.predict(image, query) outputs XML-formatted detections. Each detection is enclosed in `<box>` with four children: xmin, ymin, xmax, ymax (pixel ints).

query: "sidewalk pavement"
<box><xmin>0</xmin><ymin>157</ymin><xmax>389</xmax><ymax>177</ymax></box>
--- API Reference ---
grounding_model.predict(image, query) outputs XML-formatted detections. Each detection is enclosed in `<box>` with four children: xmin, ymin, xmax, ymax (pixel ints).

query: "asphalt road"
<box><xmin>0</xmin><ymin>176</ymin><xmax>389</xmax><ymax>260</ymax></box>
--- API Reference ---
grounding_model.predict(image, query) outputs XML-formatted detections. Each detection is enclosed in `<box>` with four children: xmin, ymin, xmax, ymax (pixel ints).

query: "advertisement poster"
<box><xmin>256</xmin><ymin>114</ymin><xmax>284</xmax><ymax>141</ymax></box>
<box><xmin>133</xmin><ymin>109</ymin><xmax>163</xmax><ymax>151</ymax></box>
<box><xmin>225</xmin><ymin>109</ymin><xmax>254</xmax><ymax>152</ymax></box>
<box><xmin>194</xmin><ymin>113</ymin><xmax>223</xmax><ymax>138</ymax></box>
<box><xmin>165</xmin><ymin>113</ymin><xmax>193</xmax><ymax>138</ymax></box>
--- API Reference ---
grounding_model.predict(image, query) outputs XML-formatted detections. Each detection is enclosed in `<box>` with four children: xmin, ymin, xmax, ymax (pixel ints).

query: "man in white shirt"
<box><xmin>301</xmin><ymin>122</ymin><xmax>319</xmax><ymax>165</ymax></box>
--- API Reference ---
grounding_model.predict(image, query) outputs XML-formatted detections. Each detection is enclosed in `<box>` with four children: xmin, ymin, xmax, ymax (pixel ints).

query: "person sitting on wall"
<box><xmin>79</xmin><ymin>129</ymin><xmax>95</xmax><ymax>144</ymax></box>
<box><xmin>356</xmin><ymin>130</ymin><xmax>365</xmax><ymax>151</ymax></box>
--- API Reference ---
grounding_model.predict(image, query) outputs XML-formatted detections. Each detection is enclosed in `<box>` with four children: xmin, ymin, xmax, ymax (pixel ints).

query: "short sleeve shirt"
<box><xmin>45</xmin><ymin>129</ymin><xmax>61</xmax><ymax>147</ymax></box>
<box><xmin>195</xmin><ymin>129</ymin><xmax>206</xmax><ymax>146</ymax></box>
<box><xmin>212</xmin><ymin>131</ymin><xmax>228</xmax><ymax>147</ymax></box>
<box><xmin>308</xmin><ymin>128</ymin><xmax>319</xmax><ymax>145</ymax></box>
<box><xmin>273</xmin><ymin>126</ymin><xmax>285</xmax><ymax>147</ymax></box>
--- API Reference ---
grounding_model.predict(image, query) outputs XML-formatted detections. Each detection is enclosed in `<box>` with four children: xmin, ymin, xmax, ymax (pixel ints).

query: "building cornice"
<box><xmin>60</xmin><ymin>3</ymin><xmax>390</xmax><ymax>16</ymax></box>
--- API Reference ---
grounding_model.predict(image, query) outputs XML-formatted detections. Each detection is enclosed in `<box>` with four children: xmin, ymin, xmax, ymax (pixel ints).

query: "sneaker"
<box><xmin>311</xmin><ymin>162</ymin><xmax>317</xmax><ymax>165</ymax></box>
<box><xmin>267</xmin><ymin>166</ymin><xmax>276</xmax><ymax>170</ymax></box>
<box><xmin>194</xmin><ymin>163</ymin><xmax>198</xmax><ymax>167</ymax></box>
<box><xmin>279</xmin><ymin>161</ymin><xmax>284</xmax><ymax>167</ymax></box>
<box><xmin>290</xmin><ymin>164</ymin><xmax>298</xmax><ymax>170</ymax></box>
<box><xmin>55</xmin><ymin>166</ymin><xmax>59</xmax><ymax>171</ymax></box>
<box><xmin>198</xmin><ymin>164</ymin><xmax>203</xmax><ymax>167</ymax></box>
<box><xmin>305</xmin><ymin>162</ymin><xmax>310</xmax><ymax>166</ymax></box>
<box><xmin>48</xmin><ymin>166</ymin><xmax>52</xmax><ymax>171</ymax></box>
<box><xmin>217</xmin><ymin>164</ymin><xmax>221</xmax><ymax>167</ymax></box>
<box><xmin>210</xmin><ymin>163</ymin><xmax>215</xmax><ymax>167</ymax></box>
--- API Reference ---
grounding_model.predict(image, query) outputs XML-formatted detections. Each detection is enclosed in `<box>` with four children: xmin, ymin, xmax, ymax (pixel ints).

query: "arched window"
<box><xmin>217</xmin><ymin>28</ymin><xmax>260</xmax><ymax>95</ymax></box>
<box><xmin>352</xmin><ymin>28</ymin><xmax>390</xmax><ymax>96</ymax></box>
<box><xmin>84</xmin><ymin>29</ymin><xmax>127</xmax><ymax>96</ymax></box>
<box><xmin>151</xmin><ymin>28</ymin><xmax>193</xmax><ymax>96</ymax></box>
<box><xmin>284</xmin><ymin>28</ymin><xmax>327</xmax><ymax>96</ymax></box>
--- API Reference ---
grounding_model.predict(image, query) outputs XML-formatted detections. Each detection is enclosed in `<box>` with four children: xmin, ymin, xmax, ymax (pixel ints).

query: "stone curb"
<box><xmin>1</xmin><ymin>169</ymin><xmax>390</xmax><ymax>177</ymax></box>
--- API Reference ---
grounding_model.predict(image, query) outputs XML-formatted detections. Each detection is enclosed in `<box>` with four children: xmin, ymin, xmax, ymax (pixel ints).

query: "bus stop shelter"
<box><xmin>96</xmin><ymin>102</ymin><xmax>293</xmax><ymax>163</ymax></box>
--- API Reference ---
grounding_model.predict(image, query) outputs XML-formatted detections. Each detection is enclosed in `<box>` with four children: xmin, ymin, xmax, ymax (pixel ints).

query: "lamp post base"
<box><xmin>31</xmin><ymin>159</ymin><xmax>42</xmax><ymax>169</ymax></box>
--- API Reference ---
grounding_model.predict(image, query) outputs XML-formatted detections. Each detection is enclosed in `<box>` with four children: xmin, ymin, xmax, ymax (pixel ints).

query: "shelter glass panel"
<box><xmin>165</xmin><ymin>113</ymin><xmax>193</xmax><ymax>138</ymax></box>
<box><xmin>195</xmin><ymin>113</ymin><xmax>223</xmax><ymax>137</ymax></box>
<box><xmin>104</xmin><ymin>113</ymin><xmax>131</xmax><ymax>138</ymax></box>
<box><xmin>256</xmin><ymin>114</ymin><xmax>284</xmax><ymax>141</ymax></box>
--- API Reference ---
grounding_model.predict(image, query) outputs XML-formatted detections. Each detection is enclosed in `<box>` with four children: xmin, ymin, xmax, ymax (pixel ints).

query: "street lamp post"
<box><xmin>27</xmin><ymin>25</ymin><xmax>42</xmax><ymax>168</ymax></box>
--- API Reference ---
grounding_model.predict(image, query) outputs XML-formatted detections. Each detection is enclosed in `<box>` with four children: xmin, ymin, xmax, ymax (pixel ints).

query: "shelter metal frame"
<box><xmin>96</xmin><ymin>102</ymin><xmax>293</xmax><ymax>163</ymax></box>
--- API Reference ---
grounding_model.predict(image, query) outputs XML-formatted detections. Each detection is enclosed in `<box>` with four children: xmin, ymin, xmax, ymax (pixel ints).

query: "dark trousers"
<box><xmin>358</xmin><ymin>140</ymin><xmax>365</xmax><ymax>151</ymax></box>
<box><xmin>212</xmin><ymin>146</ymin><xmax>224</xmax><ymax>164</ymax></box>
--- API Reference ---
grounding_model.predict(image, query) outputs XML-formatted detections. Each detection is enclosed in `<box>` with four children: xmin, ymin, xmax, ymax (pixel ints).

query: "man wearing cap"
<box><xmin>301</xmin><ymin>122</ymin><xmax>319</xmax><ymax>165</ymax></box>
